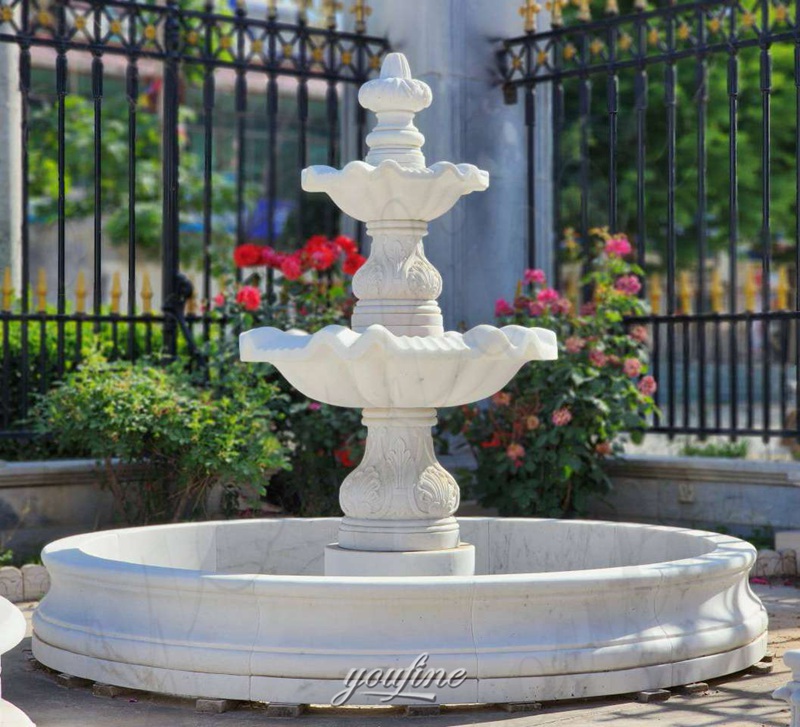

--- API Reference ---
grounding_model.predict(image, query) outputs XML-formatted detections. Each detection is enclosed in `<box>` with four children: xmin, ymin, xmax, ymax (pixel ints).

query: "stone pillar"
<box><xmin>0</xmin><ymin>18</ymin><xmax>22</xmax><ymax>292</ymax></box>
<box><xmin>774</xmin><ymin>650</ymin><xmax>800</xmax><ymax>727</ymax></box>
<box><xmin>361</xmin><ymin>0</ymin><xmax>554</xmax><ymax>329</ymax></box>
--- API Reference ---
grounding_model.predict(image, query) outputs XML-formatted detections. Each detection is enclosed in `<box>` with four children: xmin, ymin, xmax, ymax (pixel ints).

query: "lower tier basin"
<box><xmin>32</xmin><ymin>517</ymin><xmax>767</xmax><ymax>706</ymax></box>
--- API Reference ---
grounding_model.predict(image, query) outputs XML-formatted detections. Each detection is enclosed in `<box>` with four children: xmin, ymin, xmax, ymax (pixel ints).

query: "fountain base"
<box><xmin>324</xmin><ymin>543</ymin><xmax>475</xmax><ymax>576</ymax></box>
<box><xmin>32</xmin><ymin>518</ymin><xmax>767</xmax><ymax>706</ymax></box>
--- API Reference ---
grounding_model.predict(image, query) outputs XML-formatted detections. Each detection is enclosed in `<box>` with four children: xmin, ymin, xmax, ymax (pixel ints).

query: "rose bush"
<box><xmin>209</xmin><ymin>234</ymin><xmax>367</xmax><ymax>517</ymax></box>
<box><xmin>444</xmin><ymin>229</ymin><xmax>658</xmax><ymax>517</ymax></box>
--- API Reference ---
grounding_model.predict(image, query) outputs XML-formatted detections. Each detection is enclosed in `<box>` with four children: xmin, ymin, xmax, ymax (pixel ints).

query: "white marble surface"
<box><xmin>32</xmin><ymin>518</ymin><xmax>767</xmax><ymax>705</ymax></box>
<box><xmin>0</xmin><ymin>597</ymin><xmax>34</xmax><ymax>726</ymax></box>
<box><xmin>775</xmin><ymin>649</ymin><xmax>800</xmax><ymax>726</ymax></box>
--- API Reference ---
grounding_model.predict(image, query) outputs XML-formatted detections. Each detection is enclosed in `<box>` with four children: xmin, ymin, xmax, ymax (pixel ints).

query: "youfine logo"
<box><xmin>331</xmin><ymin>653</ymin><xmax>468</xmax><ymax>706</ymax></box>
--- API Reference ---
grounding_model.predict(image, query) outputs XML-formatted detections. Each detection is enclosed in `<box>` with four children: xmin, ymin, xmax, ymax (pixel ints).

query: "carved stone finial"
<box><xmin>358</xmin><ymin>53</ymin><xmax>432</xmax><ymax>169</ymax></box>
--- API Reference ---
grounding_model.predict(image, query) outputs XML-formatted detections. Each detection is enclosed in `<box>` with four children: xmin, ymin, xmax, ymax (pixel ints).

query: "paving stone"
<box><xmin>195</xmin><ymin>698</ymin><xmax>238</xmax><ymax>714</ymax></box>
<box><xmin>404</xmin><ymin>704</ymin><xmax>441</xmax><ymax>716</ymax></box>
<box><xmin>762</xmin><ymin>652</ymin><xmax>775</xmax><ymax>663</ymax></box>
<box><xmin>748</xmin><ymin>662</ymin><xmax>773</xmax><ymax>675</ymax></box>
<box><xmin>265</xmin><ymin>703</ymin><xmax>307</xmax><ymax>718</ymax></box>
<box><xmin>637</xmin><ymin>689</ymin><xmax>671</xmax><ymax>703</ymax></box>
<box><xmin>677</xmin><ymin>682</ymin><xmax>708</xmax><ymax>695</ymax></box>
<box><xmin>92</xmin><ymin>683</ymin><xmax>136</xmax><ymax>698</ymax></box>
<box><xmin>500</xmin><ymin>701</ymin><xmax>543</xmax><ymax>712</ymax></box>
<box><xmin>56</xmin><ymin>673</ymin><xmax>93</xmax><ymax>689</ymax></box>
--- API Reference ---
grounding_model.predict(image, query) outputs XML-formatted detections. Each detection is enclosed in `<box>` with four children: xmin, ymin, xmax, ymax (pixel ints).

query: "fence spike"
<box><xmin>546</xmin><ymin>0</ymin><xmax>566</xmax><ymax>27</ymax></box>
<box><xmin>679</xmin><ymin>270</ymin><xmax>692</xmax><ymax>314</ymax></box>
<box><xmin>322</xmin><ymin>0</ymin><xmax>342</xmax><ymax>28</ymax></box>
<box><xmin>75</xmin><ymin>270</ymin><xmax>87</xmax><ymax>314</ymax></box>
<box><xmin>519</xmin><ymin>0</ymin><xmax>542</xmax><ymax>32</ymax></box>
<box><xmin>36</xmin><ymin>268</ymin><xmax>47</xmax><ymax>312</ymax></box>
<box><xmin>141</xmin><ymin>271</ymin><xmax>153</xmax><ymax>315</ymax></box>
<box><xmin>649</xmin><ymin>273</ymin><xmax>662</xmax><ymax>314</ymax></box>
<box><xmin>296</xmin><ymin>0</ymin><xmax>312</xmax><ymax>22</ymax></box>
<box><xmin>186</xmin><ymin>278</ymin><xmax>198</xmax><ymax>315</ymax></box>
<box><xmin>577</xmin><ymin>0</ymin><xmax>592</xmax><ymax>22</ymax></box>
<box><xmin>744</xmin><ymin>264</ymin><xmax>757</xmax><ymax>312</ymax></box>
<box><xmin>710</xmin><ymin>267</ymin><xmax>724</xmax><ymax>313</ymax></box>
<box><xmin>776</xmin><ymin>265</ymin><xmax>789</xmax><ymax>310</ymax></box>
<box><xmin>605</xmin><ymin>0</ymin><xmax>619</xmax><ymax>15</ymax></box>
<box><xmin>634</xmin><ymin>0</ymin><xmax>647</xmax><ymax>9</ymax></box>
<box><xmin>110</xmin><ymin>271</ymin><xmax>122</xmax><ymax>315</ymax></box>
<box><xmin>349</xmin><ymin>0</ymin><xmax>371</xmax><ymax>32</ymax></box>
<box><xmin>2</xmin><ymin>268</ymin><xmax>13</xmax><ymax>312</ymax></box>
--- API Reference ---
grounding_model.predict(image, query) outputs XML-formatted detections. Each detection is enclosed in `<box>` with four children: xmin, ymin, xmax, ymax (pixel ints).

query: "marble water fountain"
<box><xmin>31</xmin><ymin>54</ymin><xmax>767</xmax><ymax>707</ymax></box>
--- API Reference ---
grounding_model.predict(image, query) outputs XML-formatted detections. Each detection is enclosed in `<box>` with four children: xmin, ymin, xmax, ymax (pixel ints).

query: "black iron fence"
<box><xmin>499</xmin><ymin>0</ymin><xmax>800</xmax><ymax>439</ymax></box>
<box><xmin>0</xmin><ymin>0</ymin><xmax>388</xmax><ymax>437</ymax></box>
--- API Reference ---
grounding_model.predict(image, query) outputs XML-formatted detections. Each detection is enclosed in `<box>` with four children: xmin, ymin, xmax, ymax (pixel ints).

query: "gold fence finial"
<box><xmin>710</xmin><ymin>267</ymin><xmax>724</xmax><ymax>313</ymax></box>
<box><xmin>75</xmin><ymin>270</ymin><xmax>87</xmax><ymax>314</ymax></box>
<box><xmin>110</xmin><ymin>271</ymin><xmax>122</xmax><ymax>315</ymax></box>
<box><xmin>186</xmin><ymin>278</ymin><xmax>197</xmax><ymax>315</ymax></box>
<box><xmin>2</xmin><ymin>268</ymin><xmax>13</xmax><ymax>311</ymax></box>
<box><xmin>349</xmin><ymin>0</ymin><xmax>371</xmax><ymax>32</ymax></box>
<box><xmin>649</xmin><ymin>272</ymin><xmax>662</xmax><ymax>314</ymax></box>
<box><xmin>36</xmin><ymin>268</ymin><xmax>47</xmax><ymax>312</ymax></box>
<box><xmin>267</xmin><ymin>0</ymin><xmax>278</xmax><ymax>19</ymax></box>
<box><xmin>519</xmin><ymin>0</ymin><xmax>542</xmax><ymax>32</ymax></box>
<box><xmin>323</xmin><ymin>0</ymin><xmax>342</xmax><ymax>28</ymax></box>
<box><xmin>634</xmin><ymin>0</ymin><xmax>647</xmax><ymax>10</ymax></box>
<box><xmin>605</xmin><ymin>0</ymin><xmax>619</xmax><ymax>14</ymax></box>
<box><xmin>678</xmin><ymin>270</ymin><xmax>692</xmax><ymax>314</ymax></box>
<box><xmin>776</xmin><ymin>265</ymin><xmax>790</xmax><ymax>310</ymax></box>
<box><xmin>141</xmin><ymin>271</ymin><xmax>153</xmax><ymax>315</ymax></box>
<box><xmin>744</xmin><ymin>263</ymin><xmax>757</xmax><ymax>312</ymax></box>
<box><xmin>546</xmin><ymin>0</ymin><xmax>566</xmax><ymax>26</ymax></box>
<box><xmin>296</xmin><ymin>0</ymin><xmax>312</xmax><ymax>22</ymax></box>
<box><xmin>577</xmin><ymin>0</ymin><xmax>592</xmax><ymax>22</ymax></box>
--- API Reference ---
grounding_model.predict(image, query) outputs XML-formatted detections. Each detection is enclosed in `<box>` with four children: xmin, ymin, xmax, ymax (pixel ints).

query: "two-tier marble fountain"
<box><xmin>31</xmin><ymin>54</ymin><xmax>767</xmax><ymax>707</ymax></box>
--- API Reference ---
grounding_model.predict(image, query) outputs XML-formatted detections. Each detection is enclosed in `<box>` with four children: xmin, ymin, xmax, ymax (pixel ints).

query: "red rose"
<box><xmin>334</xmin><ymin>447</ymin><xmax>355</xmax><ymax>468</ymax></box>
<box><xmin>233</xmin><ymin>243</ymin><xmax>263</xmax><ymax>268</ymax></box>
<box><xmin>261</xmin><ymin>246</ymin><xmax>285</xmax><ymax>269</ymax></box>
<box><xmin>235</xmin><ymin>285</ymin><xmax>261</xmax><ymax>311</ymax></box>
<box><xmin>280</xmin><ymin>254</ymin><xmax>304</xmax><ymax>281</ymax></box>
<box><xmin>343</xmin><ymin>253</ymin><xmax>366</xmax><ymax>276</ymax></box>
<box><xmin>334</xmin><ymin>234</ymin><xmax>357</xmax><ymax>255</ymax></box>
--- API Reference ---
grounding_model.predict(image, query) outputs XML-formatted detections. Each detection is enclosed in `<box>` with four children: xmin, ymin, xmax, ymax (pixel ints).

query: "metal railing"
<box><xmin>499</xmin><ymin>0</ymin><xmax>800</xmax><ymax>439</ymax></box>
<box><xmin>0</xmin><ymin>0</ymin><xmax>388</xmax><ymax>437</ymax></box>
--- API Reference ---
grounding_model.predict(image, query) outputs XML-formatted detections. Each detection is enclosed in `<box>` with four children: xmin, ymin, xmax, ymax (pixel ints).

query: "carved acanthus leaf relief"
<box><xmin>415</xmin><ymin>465</ymin><xmax>459</xmax><ymax>517</ymax></box>
<box><xmin>352</xmin><ymin>233</ymin><xmax>442</xmax><ymax>301</ymax></box>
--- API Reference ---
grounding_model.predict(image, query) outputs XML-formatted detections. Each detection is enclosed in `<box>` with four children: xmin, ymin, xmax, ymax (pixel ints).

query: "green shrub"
<box><xmin>680</xmin><ymin>439</ymin><xmax>748</xmax><ymax>458</ymax></box>
<box><xmin>443</xmin><ymin>229</ymin><xmax>657</xmax><ymax>517</ymax></box>
<box><xmin>30</xmin><ymin>354</ymin><xmax>287</xmax><ymax>524</ymax></box>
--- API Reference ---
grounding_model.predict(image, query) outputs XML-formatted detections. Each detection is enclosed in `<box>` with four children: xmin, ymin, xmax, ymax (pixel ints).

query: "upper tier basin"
<box><xmin>301</xmin><ymin>160</ymin><xmax>489</xmax><ymax>222</ymax></box>
<box><xmin>239</xmin><ymin>323</ymin><xmax>557</xmax><ymax>408</ymax></box>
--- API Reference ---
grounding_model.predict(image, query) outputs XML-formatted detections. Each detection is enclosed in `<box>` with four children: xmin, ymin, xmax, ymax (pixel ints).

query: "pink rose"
<box><xmin>495</xmin><ymin>299</ymin><xmax>515</xmax><ymax>317</ymax></box>
<box><xmin>580</xmin><ymin>302</ymin><xmax>596</xmax><ymax>316</ymax></box>
<box><xmin>506</xmin><ymin>442</ymin><xmax>525</xmax><ymax>462</ymax></box>
<box><xmin>529</xmin><ymin>301</ymin><xmax>545</xmax><ymax>317</ymax></box>
<box><xmin>261</xmin><ymin>246</ymin><xmax>285</xmax><ymax>268</ymax></box>
<box><xmin>213</xmin><ymin>292</ymin><xmax>225</xmax><ymax>308</ymax></box>
<box><xmin>629</xmin><ymin>324</ymin><xmax>648</xmax><ymax>344</ymax></box>
<box><xmin>614</xmin><ymin>274</ymin><xmax>642</xmax><ymax>296</ymax></box>
<box><xmin>565</xmin><ymin>336</ymin><xmax>585</xmax><ymax>354</ymax></box>
<box><xmin>588</xmin><ymin>349</ymin><xmax>607</xmax><ymax>368</ymax></box>
<box><xmin>551</xmin><ymin>297</ymin><xmax>572</xmax><ymax>315</ymax></box>
<box><xmin>605</xmin><ymin>235</ymin><xmax>633</xmax><ymax>258</ymax></box>
<box><xmin>537</xmin><ymin>287</ymin><xmax>559</xmax><ymax>304</ymax></box>
<box><xmin>638</xmin><ymin>375</ymin><xmax>657</xmax><ymax>396</ymax></box>
<box><xmin>308</xmin><ymin>402</ymin><xmax>322</xmax><ymax>411</ymax></box>
<box><xmin>524</xmin><ymin>268</ymin><xmax>546</xmax><ymax>285</ymax></box>
<box><xmin>551</xmin><ymin>407</ymin><xmax>573</xmax><ymax>426</ymax></box>
<box><xmin>623</xmin><ymin>358</ymin><xmax>642</xmax><ymax>377</ymax></box>
<box><xmin>492</xmin><ymin>392</ymin><xmax>512</xmax><ymax>406</ymax></box>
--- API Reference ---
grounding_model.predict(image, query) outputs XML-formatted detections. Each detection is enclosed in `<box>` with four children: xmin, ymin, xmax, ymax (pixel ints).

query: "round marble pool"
<box><xmin>32</xmin><ymin>517</ymin><xmax>767</xmax><ymax>705</ymax></box>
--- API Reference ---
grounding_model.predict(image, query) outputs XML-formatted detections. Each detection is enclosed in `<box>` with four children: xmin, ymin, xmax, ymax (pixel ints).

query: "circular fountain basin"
<box><xmin>32</xmin><ymin>518</ymin><xmax>767</xmax><ymax>706</ymax></box>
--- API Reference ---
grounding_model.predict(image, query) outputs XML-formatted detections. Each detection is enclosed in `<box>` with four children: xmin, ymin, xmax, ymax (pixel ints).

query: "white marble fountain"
<box><xmin>31</xmin><ymin>54</ymin><xmax>767</xmax><ymax>707</ymax></box>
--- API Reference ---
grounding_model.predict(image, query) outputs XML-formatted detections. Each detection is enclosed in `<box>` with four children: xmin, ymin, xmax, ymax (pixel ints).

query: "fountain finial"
<box><xmin>358</xmin><ymin>52</ymin><xmax>432</xmax><ymax>168</ymax></box>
